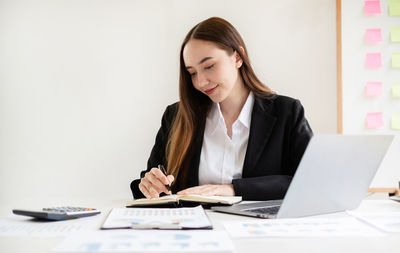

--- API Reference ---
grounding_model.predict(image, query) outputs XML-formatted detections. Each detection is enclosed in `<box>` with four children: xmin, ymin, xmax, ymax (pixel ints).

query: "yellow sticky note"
<box><xmin>391</xmin><ymin>27</ymin><xmax>400</xmax><ymax>42</ymax></box>
<box><xmin>389</xmin><ymin>0</ymin><xmax>400</xmax><ymax>16</ymax></box>
<box><xmin>391</xmin><ymin>113</ymin><xmax>400</xmax><ymax>130</ymax></box>
<box><xmin>392</xmin><ymin>53</ymin><xmax>400</xmax><ymax>68</ymax></box>
<box><xmin>392</xmin><ymin>82</ymin><xmax>400</xmax><ymax>98</ymax></box>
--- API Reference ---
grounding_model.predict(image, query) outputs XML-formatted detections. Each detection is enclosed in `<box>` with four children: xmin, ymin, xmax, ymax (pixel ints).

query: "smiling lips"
<box><xmin>205</xmin><ymin>85</ymin><xmax>218</xmax><ymax>95</ymax></box>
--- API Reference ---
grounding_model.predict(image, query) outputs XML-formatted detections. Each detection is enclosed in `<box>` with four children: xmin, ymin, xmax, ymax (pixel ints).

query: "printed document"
<box><xmin>102</xmin><ymin>206</ymin><xmax>212</xmax><ymax>229</ymax></box>
<box><xmin>0</xmin><ymin>215</ymin><xmax>99</xmax><ymax>237</ymax></box>
<box><xmin>223</xmin><ymin>216</ymin><xmax>385</xmax><ymax>238</ymax></box>
<box><xmin>55</xmin><ymin>230</ymin><xmax>234</xmax><ymax>253</ymax></box>
<box><xmin>348</xmin><ymin>211</ymin><xmax>400</xmax><ymax>233</ymax></box>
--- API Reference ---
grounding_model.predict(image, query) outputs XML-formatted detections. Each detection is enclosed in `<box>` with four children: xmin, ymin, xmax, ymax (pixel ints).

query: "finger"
<box><xmin>142</xmin><ymin>178</ymin><xmax>160</xmax><ymax>199</ymax></box>
<box><xmin>202</xmin><ymin>185</ymin><xmax>231</xmax><ymax>196</ymax></box>
<box><xmin>148</xmin><ymin>186</ymin><xmax>160</xmax><ymax>199</ymax></box>
<box><xmin>201</xmin><ymin>187</ymin><xmax>217</xmax><ymax>196</ymax></box>
<box><xmin>177</xmin><ymin>188</ymin><xmax>191</xmax><ymax>195</ymax></box>
<box><xmin>177</xmin><ymin>188</ymin><xmax>189</xmax><ymax>195</ymax></box>
<box><xmin>139</xmin><ymin>179</ymin><xmax>154</xmax><ymax>199</ymax></box>
<box><xmin>139</xmin><ymin>182</ymin><xmax>151</xmax><ymax>199</ymax></box>
<box><xmin>150</xmin><ymin>167</ymin><xmax>170</xmax><ymax>185</ymax></box>
<box><xmin>141</xmin><ymin>177</ymin><xmax>163</xmax><ymax>198</ymax></box>
<box><xmin>178</xmin><ymin>186</ymin><xmax>204</xmax><ymax>195</ymax></box>
<box><xmin>166</xmin><ymin>175</ymin><xmax>174</xmax><ymax>185</ymax></box>
<box><xmin>149</xmin><ymin>168</ymin><xmax>173</xmax><ymax>194</ymax></box>
<box><xmin>206</xmin><ymin>185</ymin><xmax>225</xmax><ymax>196</ymax></box>
<box><xmin>145</xmin><ymin>172</ymin><xmax>168</xmax><ymax>193</ymax></box>
<box><xmin>185</xmin><ymin>185</ymin><xmax>218</xmax><ymax>196</ymax></box>
<box><xmin>199</xmin><ymin>185</ymin><xmax>214</xmax><ymax>194</ymax></box>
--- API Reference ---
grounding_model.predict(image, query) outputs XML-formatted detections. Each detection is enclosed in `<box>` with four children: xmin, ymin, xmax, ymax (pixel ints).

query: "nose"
<box><xmin>195</xmin><ymin>72</ymin><xmax>209</xmax><ymax>88</ymax></box>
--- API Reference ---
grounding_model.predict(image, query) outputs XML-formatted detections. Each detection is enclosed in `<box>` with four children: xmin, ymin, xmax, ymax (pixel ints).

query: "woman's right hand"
<box><xmin>138</xmin><ymin>167</ymin><xmax>174</xmax><ymax>199</ymax></box>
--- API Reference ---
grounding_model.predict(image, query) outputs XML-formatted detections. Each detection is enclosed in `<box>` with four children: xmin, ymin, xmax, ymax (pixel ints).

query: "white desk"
<box><xmin>1</xmin><ymin>196</ymin><xmax>400</xmax><ymax>253</ymax></box>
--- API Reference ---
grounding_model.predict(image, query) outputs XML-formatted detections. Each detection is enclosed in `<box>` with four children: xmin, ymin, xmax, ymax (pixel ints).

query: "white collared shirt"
<box><xmin>198</xmin><ymin>92</ymin><xmax>254</xmax><ymax>185</ymax></box>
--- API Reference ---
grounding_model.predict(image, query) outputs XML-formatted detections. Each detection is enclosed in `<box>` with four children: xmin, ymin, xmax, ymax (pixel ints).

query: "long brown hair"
<box><xmin>166</xmin><ymin>17</ymin><xmax>274</xmax><ymax>187</ymax></box>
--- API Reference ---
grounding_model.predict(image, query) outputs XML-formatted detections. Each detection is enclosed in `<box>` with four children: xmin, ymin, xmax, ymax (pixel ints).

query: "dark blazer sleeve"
<box><xmin>130</xmin><ymin>103</ymin><xmax>178</xmax><ymax>199</ymax></box>
<box><xmin>232</xmin><ymin>98</ymin><xmax>313</xmax><ymax>200</ymax></box>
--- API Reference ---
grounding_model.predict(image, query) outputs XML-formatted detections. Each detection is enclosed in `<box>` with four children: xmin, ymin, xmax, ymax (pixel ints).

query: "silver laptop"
<box><xmin>211</xmin><ymin>135</ymin><xmax>394</xmax><ymax>219</ymax></box>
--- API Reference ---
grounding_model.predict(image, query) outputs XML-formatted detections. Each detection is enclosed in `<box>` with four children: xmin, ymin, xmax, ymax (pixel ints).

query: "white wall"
<box><xmin>0</xmin><ymin>0</ymin><xmax>337</xmax><ymax>206</ymax></box>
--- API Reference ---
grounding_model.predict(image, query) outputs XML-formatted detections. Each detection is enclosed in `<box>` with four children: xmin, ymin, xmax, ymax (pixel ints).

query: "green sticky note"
<box><xmin>393</xmin><ymin>82</ymin><xmax>400</xmax><ymax>98</ymax></box>
<box><xmin>389</xmin><ymin>0</ymin><xmax>400</xmax><ymax>16</ymax></box>
<box><xmin>391</xmin><ymin>113</ymin><xmax>400</xmax><ymax>130</ymax></box>
<box><xmin>391</xmin><ymin>27</ymin><xmax>400</xmax><ymax>42</ymax></box>
<box><xmin>392</xmin><ymin>53</ymin><xmax>400</xmax><ymax>68</ymax></box>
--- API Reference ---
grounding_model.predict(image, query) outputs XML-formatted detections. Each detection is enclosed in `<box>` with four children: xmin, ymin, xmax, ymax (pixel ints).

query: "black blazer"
<box><xmin>130</xmin><ymin>95</ymin><xmax>313</xmax><ymax>200</ymax></box>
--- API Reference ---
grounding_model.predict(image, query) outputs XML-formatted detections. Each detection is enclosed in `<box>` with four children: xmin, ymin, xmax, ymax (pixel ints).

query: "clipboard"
<box><xmin>101</xmin><ymin>206</ymin><xmax>212</xmax><ymax>230</ymax></box>
<box><xmin>131</xmin><ymin>221</ymin><xmax>182</xmax><ymax>230</ymax></box>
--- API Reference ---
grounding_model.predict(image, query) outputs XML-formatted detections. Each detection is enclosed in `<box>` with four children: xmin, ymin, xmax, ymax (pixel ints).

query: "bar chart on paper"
<box><xmin>55</xmin><ymin>230</ymin><xmax>235</xmax><ymax>253</ymax></box>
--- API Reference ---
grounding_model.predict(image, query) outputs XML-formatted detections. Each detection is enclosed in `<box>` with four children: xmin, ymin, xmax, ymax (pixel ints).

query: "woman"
<box><xmin>130</xmin><ymin>17</ymin><xmax>313</xmax><ymax>200</ymax></box>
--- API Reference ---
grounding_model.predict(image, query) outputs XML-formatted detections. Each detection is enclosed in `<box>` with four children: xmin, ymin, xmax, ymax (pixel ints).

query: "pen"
<box><xmin>158</xmin><ymin>164</ymin><xmax>172</xmax><ymax>194</ymax></box>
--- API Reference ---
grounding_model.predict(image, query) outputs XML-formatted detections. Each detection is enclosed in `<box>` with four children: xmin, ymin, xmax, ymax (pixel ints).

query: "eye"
<box><xmin>205</xmin><ymin>64</ymin><xmax>214</xmax><ymax>70</ymax></box>
<box><xmin>189</xmin><ymin>72</ymin><xmax>197</xmax><ymax>77</ymax></box>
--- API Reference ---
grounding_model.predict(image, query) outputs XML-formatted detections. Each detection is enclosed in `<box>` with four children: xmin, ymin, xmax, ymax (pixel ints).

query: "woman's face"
<box><xmin>183</xmin><ymin>39</ymin><xmax>242</xmax><ymax>103</ymax></box>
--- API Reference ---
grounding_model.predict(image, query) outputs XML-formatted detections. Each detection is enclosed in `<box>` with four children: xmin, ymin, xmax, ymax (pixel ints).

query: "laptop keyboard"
<box><xmin>243</xmin><ymin>205</ymin><xmax>280</xmax><ymax>215</ymax></box>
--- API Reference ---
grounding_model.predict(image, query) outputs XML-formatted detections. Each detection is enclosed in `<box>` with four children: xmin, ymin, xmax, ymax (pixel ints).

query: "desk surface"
<box><xmin>1</xmin><ymin>195</ymin><xmax>400</xmax><ymax>253</ymax></box>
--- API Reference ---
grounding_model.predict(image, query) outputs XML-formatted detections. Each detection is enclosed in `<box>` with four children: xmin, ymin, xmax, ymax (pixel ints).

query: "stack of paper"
<box><xmin>222</xmin><ymin>217</ymin><xmax>385</xmax><ymax>238</ymax></box>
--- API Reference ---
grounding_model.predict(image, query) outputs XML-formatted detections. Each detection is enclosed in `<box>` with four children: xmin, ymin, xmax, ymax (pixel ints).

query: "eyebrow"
<box><xmin>186</xmin><ymin>57</ymin><xmax>213</xmax><ymax>69</ymax></box>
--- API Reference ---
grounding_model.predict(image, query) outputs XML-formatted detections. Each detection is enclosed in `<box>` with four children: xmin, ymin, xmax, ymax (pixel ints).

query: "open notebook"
<box><xmin>126</xmin><ymin>194</ymin><xmax>242</xmax><ymax>208</ymax></box>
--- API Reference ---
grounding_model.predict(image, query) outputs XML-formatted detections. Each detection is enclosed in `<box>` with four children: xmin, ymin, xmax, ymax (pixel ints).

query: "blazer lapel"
<box><xmin>242</xmin><ymin>97</ymin><xmax>277</xmax><ymax>176</ymax></box>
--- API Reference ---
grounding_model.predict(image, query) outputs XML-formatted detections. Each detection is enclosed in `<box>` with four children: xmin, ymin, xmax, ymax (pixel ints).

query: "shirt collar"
<box><xmin>237</xmin><ymin>91</ymin><xmax>254</xmax><ymax>129</ymax></box>
<box><xmin>206</xmin><ymin>101</ymin><xmax>223</xmax><ymax>136</ymax></box>
<box><xmin>206</xmin><ymin>91</ymin><xmax>254</xmax><ymax>135</ymax></box>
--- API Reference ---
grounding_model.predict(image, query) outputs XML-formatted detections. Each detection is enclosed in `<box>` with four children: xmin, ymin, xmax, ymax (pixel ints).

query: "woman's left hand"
<box><xmin>177</xmin><ymin>184</ymin><xmax>235</xmax><ymax>196</ymax></box>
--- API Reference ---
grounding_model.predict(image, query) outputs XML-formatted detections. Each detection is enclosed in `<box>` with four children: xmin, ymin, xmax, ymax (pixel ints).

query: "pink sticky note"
<box><xmin>366</xmin><ymin>53</ymin><xmax>382</xmax><ymax>69</ymax></box>
<box><xmin>366</xmin><ymin>112</ymin><xmax>384</xmax><ymax>128</ymax></box>
<box><xmin>365</xmin><ymin>28</ymin><xmax>383</xmax><ymax>43</ymax></box>
<box><xmin>365</xmin><ymin>81</ymin><xmax>383</xmax><ymax>97</ymax></box>
<box><xmin>364</xmin><ymin>0</ymin><xmax>382</xmax><ymax>15</ymax></box>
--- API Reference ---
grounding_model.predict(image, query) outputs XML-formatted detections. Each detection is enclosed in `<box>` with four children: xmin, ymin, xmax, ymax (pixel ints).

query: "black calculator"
<box><xmin>12</xmin><ymin>207</ymin><xmax>101</xmax><ymax>221</ymax></box>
